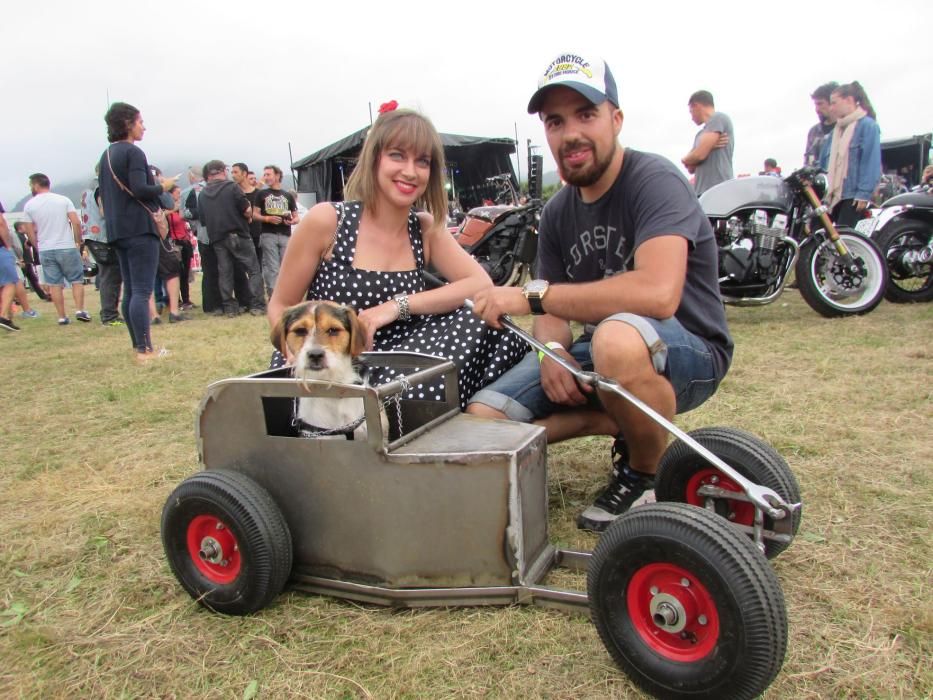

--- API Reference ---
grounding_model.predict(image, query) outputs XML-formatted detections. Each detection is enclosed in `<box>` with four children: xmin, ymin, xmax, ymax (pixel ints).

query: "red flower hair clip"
<box><xmin>378</xmin><ymin>100</ymin><xmax>399</xmax><ymax>114</ymax></box>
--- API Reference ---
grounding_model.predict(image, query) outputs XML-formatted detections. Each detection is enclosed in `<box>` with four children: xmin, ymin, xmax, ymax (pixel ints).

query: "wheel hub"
<box><xmin>628</xmin><ymin>562</ymin><xmax>721</xmax><ymax>662</ymax></box>
<box><xmin>649</xmin><ymin>593</ymin><xmax>687</xmax><ymax>633</ymax></box>
<box><xmin>186</xmin><ymin>514</ymin><xmax>242</xmax><ymax>584</ymax></box>
<box><xmin>199</xmin><ymin>536</ymin><xmax>224</xmax><ymax>564</ymax></box>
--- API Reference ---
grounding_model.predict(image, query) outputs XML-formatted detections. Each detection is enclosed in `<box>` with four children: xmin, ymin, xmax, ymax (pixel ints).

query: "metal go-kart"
<box><xmin>162</xmin><ymin>316</ymin><xmax>802</xmax><ymax>700</ymax></box>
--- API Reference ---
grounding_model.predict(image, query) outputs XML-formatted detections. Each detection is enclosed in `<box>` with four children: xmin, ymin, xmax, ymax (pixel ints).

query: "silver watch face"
<box><xmin>525</xmin><ymin>279</ymin><xmax>548</xmax><ymax>296</ymax></box>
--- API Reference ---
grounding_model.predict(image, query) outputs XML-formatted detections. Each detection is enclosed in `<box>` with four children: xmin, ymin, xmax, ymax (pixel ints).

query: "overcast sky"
<box><xmin>3</xmin><ymin>0</ymin><xmax>931</xmax><ymax>208</ymax></box>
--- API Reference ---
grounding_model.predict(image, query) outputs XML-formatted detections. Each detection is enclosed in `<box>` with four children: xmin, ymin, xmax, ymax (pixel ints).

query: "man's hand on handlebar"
<box><xmin>540</xmin><ymin>348</ymin><xmax>592</xmax><ymax>406</ymax></box>
<box><xmin>470</xmin><ymin>286</ymin><xmax>529</xmax><ymax>329</ymax></box>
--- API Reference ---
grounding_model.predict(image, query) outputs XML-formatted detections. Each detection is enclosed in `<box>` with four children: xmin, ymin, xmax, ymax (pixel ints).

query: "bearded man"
<box><xmin>468</xmin><ymin>52</ymin><xmax>733</xmax><ymax>533</ymax></box>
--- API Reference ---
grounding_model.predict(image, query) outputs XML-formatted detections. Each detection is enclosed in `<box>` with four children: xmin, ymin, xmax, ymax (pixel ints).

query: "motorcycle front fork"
<box><xmin>801</xmin><ymin>184</ymin><xmax>860</xmax><ymax>270</ymax></box>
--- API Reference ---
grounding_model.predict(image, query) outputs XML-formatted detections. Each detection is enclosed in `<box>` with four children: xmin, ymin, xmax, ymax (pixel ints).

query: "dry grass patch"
<box><xmin>1</xmin><ymin>290</ymin><xmax>930</xmax><ymax>698</ymax></box>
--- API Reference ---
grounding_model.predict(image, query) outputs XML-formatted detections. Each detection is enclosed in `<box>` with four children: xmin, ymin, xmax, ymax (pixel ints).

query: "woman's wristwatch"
<box><xmin>393</xmin><ymin>293</ymin><xmax>411</xmax><ymax>321</ymax></box>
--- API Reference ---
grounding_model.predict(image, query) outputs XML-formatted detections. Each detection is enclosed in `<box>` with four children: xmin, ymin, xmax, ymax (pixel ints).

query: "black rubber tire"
<box><xmin>161</xmin><ymin>470</ymin><xmax>293</xmax><ymax>615</ymax></box>
<box><xmin>871</xmin><ymin>218</ymin><xmax>933</xmax><ymax>303</ymax></box>
<box><xmin>655</xmin><ymin>427</ymin><xmax>801</xmax><ymax>559</ymax></box>
<box><xmin>795</xmin><ymin>228</ymin><xmax>887</xmax><ymax>316</ymax></box>
<box><xmin>588</xmin><ymin>502</ymin><xmax>787</xmax><ymax>700</ymax></box>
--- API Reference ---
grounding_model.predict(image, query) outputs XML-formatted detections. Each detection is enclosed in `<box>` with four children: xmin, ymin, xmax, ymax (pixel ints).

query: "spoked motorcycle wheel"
<box><xmin>872</xmin><ymin>219</ymin><xmax>933</xmax><ymax>303</ymax></box>
<box><xmin>795</xmin><ymin>228</ymin><xmax>887</xmax><ymax>316</ymax></box>
<box><xmin>588</xmin><ymin>503</ymin><xmax>787</xmax><ymax>700</ymax></box>
<box><xmin>161</xmin><ymin>470</ymin><xmax>293</xmax><ymax>615</ymax></box>
<box><xmin>654</xmin><ymin>427</ymin><xmax>801</xmax><ymax>559</ymax></box>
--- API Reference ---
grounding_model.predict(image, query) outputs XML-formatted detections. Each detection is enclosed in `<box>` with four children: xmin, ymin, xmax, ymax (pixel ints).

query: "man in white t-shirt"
<box><xmin>22</xmin><ymin>173</ymin><xmax>91</xmax><ymax>325</ymax></box>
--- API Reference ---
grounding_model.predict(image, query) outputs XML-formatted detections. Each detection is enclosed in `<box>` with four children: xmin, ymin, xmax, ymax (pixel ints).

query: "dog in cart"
<box><xmin>162</xmin><ymin>304</ymin><xmax>802</xmax><ymax>700</ymax></box>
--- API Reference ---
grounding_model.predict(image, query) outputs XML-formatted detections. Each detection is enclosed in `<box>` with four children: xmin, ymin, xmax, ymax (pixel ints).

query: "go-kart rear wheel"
<box><xmin>654</xmin><ymin>427</ymin><xmax>801</xmax><ymax>558</ymax></box>
<box><xmin>161</xmin><ymin>470</ymin><xmax>293</xmax><ymax>615</ymax></box>
<box><xmin>588</xmin><ymin>503</ymin><xmax>787</xmax><ymax>700</ymax></box>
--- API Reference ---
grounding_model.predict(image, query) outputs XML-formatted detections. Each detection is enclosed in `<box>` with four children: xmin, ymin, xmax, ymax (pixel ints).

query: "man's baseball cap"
<box><xmin>527</xmin><ymin>52</ymin><xmax>619</xmax><ymax>114</ymax></box>
<box><xmin>203</xmin><ymin>160</ymin><xmax>227</xmax><ymax>178</ymax></box>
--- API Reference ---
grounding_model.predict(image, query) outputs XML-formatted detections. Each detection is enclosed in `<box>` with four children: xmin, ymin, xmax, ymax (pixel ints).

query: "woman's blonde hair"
<box><xmin>344</xmin><ymin>108</ymin><xmax>448</xmax><ymax>224</ymax></box>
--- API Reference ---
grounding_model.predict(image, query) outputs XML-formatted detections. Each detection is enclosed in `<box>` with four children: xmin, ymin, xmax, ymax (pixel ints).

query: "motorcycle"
<box><xmin>430</xmin><ymin>174</ymin><xmax>542</xmax><ymax>288</ymax></box>
<box><xmin>700</xmin><ymin>165</ymin><xmax>888</xmax><ymax>317</ymax></box>
<box><xmin>856</xmin><ymin>185</ymin><xmax>933</xmax><ymax>303</ymax></box>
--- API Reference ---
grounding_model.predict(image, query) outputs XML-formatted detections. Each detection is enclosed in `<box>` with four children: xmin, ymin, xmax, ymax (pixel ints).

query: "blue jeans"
<box><xmin>114</xmin><ymin>234</ymin><xmax>159</xmax><ymax>352</ymax></box>
<box><xmin>469</xmin><ymin>314</ymin><xmax>719</xmax><ymax>421</ymax></box>
<box><xmin>260</xmin><ymin>232</ymin><xmax>290</xmax><ymax>297</ymax></box>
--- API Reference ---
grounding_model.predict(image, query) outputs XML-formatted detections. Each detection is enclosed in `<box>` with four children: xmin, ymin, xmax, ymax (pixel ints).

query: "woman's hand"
<box><xmin>358</xmin><ymin>300</ymin><xmax>400</xmax><ymax>350</ymax></box>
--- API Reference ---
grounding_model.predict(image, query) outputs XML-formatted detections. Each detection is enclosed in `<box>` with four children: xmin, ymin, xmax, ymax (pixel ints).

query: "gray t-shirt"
<box><xmin>693</xmin><ymin>111</ymin><xmax>734</xmax><ymax>195</ymax></box>
<box><xmin>537</xmin><ymin>149</ymin><xmax>733</xmax><ymax>380</ymax></box>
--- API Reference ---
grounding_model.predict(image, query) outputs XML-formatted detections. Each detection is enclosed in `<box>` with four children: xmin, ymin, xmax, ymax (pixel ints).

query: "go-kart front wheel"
<box><xmin>161</xmin><ymin>470</ymin><xmax>293</xmax><ymax>615</ymax></box>
<box><xmin>654</xmin><ymin>427</ymin><xmax>801</xmax><ymax>558</ymax></box>
<box><xmin>588</xmin><ymin>503</ymin><xmax>787</xmax><ymax>700</ymax></box>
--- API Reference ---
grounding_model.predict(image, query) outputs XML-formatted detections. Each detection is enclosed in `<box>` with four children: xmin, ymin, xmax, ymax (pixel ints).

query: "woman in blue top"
<box><xmin>820</xmin><ymin>81</ymin><xmax>881</xmax><ymax>228</ymax></box>
<box><xmin>98</xmin><ymin>103</ymin><xmax>178</xmax><ymax>363</ymax></box>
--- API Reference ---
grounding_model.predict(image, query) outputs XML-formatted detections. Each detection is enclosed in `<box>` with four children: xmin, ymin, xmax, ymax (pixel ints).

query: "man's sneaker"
<box><xmin>75</xmin><ymin>310</ymin><xmax>92</xmax><ymax>322</ymax></box>
<box><xmin>103</xmin><ymin>319</ymin><xmax>125</xmax><ymax>327</ymax></box>
<box><xmin>151</xmin><ymin>316</ymin><xmax>162</xmax><ymax>325</ymax></box>
<box><xmin>0</xmin><ymin>316</ymin><xmax>21</xmax><ymax>332</ymax></box>
<box><xmin>576</xmin><ymin>439</ymin><xmax>655</xmax><ymax>533</ymax></box>
<box><xmin>20</xmin><ymin>309</ymin><xmax>40</xmax><ymax>319</ymax></box>
<box><xmin>181</xmin><ymin>302</ymin><xmax>197</xmax><ymax>311</ymax></box>
<box><xmin>58</xmin><ymin>317</ymin><xmax>71</xmax><ymax>326</ymax></box>
<box><xmin>169</xmin><ymin>313</ymin><xmax>186</xmax><ymax>323</ymax></box>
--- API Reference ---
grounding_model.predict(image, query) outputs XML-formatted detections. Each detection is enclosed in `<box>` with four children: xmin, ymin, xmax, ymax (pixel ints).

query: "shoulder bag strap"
<box><xmin>106</xmin><ymin>146</ymin><xmax>157</xmax><ymax>213</ymax></box>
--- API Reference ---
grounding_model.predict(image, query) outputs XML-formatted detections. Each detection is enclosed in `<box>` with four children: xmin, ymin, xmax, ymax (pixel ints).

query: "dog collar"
<box><xmin>295</xmin><ymin>414</ymin><xmax>366</xmax><ymax>440</ymax></box>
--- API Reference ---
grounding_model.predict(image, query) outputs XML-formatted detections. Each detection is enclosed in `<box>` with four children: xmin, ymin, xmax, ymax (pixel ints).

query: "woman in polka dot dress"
<box><xmin>268</xmin><ymin>108</ymin><xmax>527</xmax><ymax>409</ymax></box>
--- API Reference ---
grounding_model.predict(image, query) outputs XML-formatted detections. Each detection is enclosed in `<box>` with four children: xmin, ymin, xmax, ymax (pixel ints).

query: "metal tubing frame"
<box><xmin>290</xmin><ymin>548</ymin><xmax>592</xmax><ymax>614</ymax></box>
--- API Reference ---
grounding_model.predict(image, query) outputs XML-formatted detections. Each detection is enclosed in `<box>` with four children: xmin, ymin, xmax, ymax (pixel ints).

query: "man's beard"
<box><xmin>559</xmin><ymin>138</ymin><xmax>616</xmax><ymax>188</ymax></box>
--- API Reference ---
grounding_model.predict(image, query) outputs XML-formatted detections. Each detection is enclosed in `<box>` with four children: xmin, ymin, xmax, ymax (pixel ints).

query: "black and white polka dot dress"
<box><xmin>270</xmin><ymin>201</ymin><xmax>528</xmax><ymax>409</ymax></box>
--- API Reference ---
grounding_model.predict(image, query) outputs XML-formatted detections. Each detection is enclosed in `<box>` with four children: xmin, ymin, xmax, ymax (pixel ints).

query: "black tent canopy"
<box><xmin>880</xmin><ymin>133</ymin><xmax>931</xmax><ymax>187</ymax></box>
<box><xmin>293</xmin><ymin>127</ymin><xmax>518</xmax><ymax>210</ymax></box>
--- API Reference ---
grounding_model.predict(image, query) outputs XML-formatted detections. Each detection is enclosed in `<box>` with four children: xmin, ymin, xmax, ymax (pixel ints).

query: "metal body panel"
<box><xmin>700</xmin><ymin>176</ymin><xmax>794</xmax><ymax>218</ymax></box>
<box><xmin>197</xmin><ymin>353</ymin><xmax>550</xmax><ymax>590</ymax></box>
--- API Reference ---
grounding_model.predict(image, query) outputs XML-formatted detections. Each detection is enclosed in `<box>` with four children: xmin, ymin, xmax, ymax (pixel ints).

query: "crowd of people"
<box><xmin>0</xmin><ymin>58</ymin><xmax>898</xmax><ymax>533</ymax></box>
<box><xmin>678</xmin><ymin>79</ymin><xmax>884</xmax><ymax>223</ymax></box>
<box><xmin>0</xmin><ymin>103</ymin><xmax>308</xmax><ymax>358</ymax></box>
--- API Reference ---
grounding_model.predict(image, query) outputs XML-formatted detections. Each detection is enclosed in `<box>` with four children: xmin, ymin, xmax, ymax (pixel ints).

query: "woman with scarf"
<box><xmin>819</xmin><ymin>81</ymin><xmax>881</xmax><ymax>227</ymax></box>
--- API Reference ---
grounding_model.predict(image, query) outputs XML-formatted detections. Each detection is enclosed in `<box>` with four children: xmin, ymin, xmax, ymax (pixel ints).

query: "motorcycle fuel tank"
<box><xmin>700</xmin><ymin>176</ymin><xmax>795</xmax><ymax>218</ymax></box>
<box><xmin>880</xmin><ymin>191</ymin><xmax>933</xmax><ymax>210</ymax></box>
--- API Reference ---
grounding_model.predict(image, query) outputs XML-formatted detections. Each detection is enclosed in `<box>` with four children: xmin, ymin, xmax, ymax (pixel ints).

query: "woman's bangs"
<box><xmin>384</xmin><ymin>116</ymin><xmax>437</xmax><ymax>160</ymax></box>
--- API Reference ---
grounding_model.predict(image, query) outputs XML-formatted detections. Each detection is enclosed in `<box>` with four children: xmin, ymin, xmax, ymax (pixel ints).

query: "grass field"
<box><xmin>1</xmin><ymin>287</ymin><xmax>931</xmax><ymax>699</ymax></box>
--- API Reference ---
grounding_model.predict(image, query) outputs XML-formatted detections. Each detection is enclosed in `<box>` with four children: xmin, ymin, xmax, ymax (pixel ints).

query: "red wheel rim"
<box><xmin>627</xmin><ymin>562</ymin><xmax>720</xmax><ymax>661</ymax></box>
<box><xmin>685</xmin><ymin>468</ymin><xmax>754</xmax><ymax>526</ymax></box>
<box><xmin>186</xmin><ymin>514</ymin><xmax>242</xmax><ymax>584</ymax></box>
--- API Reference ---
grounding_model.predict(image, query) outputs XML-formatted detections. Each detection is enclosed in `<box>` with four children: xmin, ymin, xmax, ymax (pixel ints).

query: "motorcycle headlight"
<box><xmin>811</xmin><ymin>173</ymin><xmax>828</xmax><ymax>200</ymax></box>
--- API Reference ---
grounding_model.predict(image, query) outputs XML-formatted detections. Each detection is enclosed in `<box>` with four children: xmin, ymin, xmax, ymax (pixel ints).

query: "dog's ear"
<box><xmin>271</xmin><ymin>302</ymin><xmax>310</xmax><ymax>354</ymax></box>
<box><xmin>344</xmin><ymin>305</ymin><xmax>366</xmax><ymax>357</ymax></box>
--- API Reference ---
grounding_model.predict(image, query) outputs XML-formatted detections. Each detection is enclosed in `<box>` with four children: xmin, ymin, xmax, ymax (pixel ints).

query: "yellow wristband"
<box><xmin>537</xmin><ymin>341</ymin><xmax>564</xmax><ymax>362</ymax></box>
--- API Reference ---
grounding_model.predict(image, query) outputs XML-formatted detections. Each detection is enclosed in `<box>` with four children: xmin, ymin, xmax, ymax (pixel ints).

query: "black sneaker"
<box><xmin>0</xmin><ymin>316</ymin><xmax>21</xmax><ymax>332</ymax></box>
<box><xmin>576</xmin><ymin>439</ymin><xmax>655</xmax><ymax>533</ymax></box>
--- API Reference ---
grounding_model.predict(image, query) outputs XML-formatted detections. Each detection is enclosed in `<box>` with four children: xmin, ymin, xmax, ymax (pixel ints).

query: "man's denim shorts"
<box><xmin>469</xmin><ymin>314</ymin><xmax>719</xmax><ymax>421</ymax></box>
<box><xmin>38</xmin><ymin>248</ymin><xmax>84</xmax><ymax>285</ymax></box>
<box><xmin>0</xmin><ymin>247</ymin><xmax>18</xmax><ymax>286</ymax></box>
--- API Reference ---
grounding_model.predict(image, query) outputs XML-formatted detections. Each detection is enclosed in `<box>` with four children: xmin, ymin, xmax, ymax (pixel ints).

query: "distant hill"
<box><xmin>542</xmin><ymin>169</ymin><xmax>560</xmax><ymax>186</ymax></box>
<box><xmin>13</xmin><ymin>181</ymin><xmax>88</xmax><ymax>211</ymax></box>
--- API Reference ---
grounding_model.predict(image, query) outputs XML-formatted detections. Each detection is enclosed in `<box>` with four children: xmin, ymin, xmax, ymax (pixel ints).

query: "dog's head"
<box><xmin>271</xmin><ymin>301</ymin><xmax>365</xmax><ymax>380</ymax></box>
